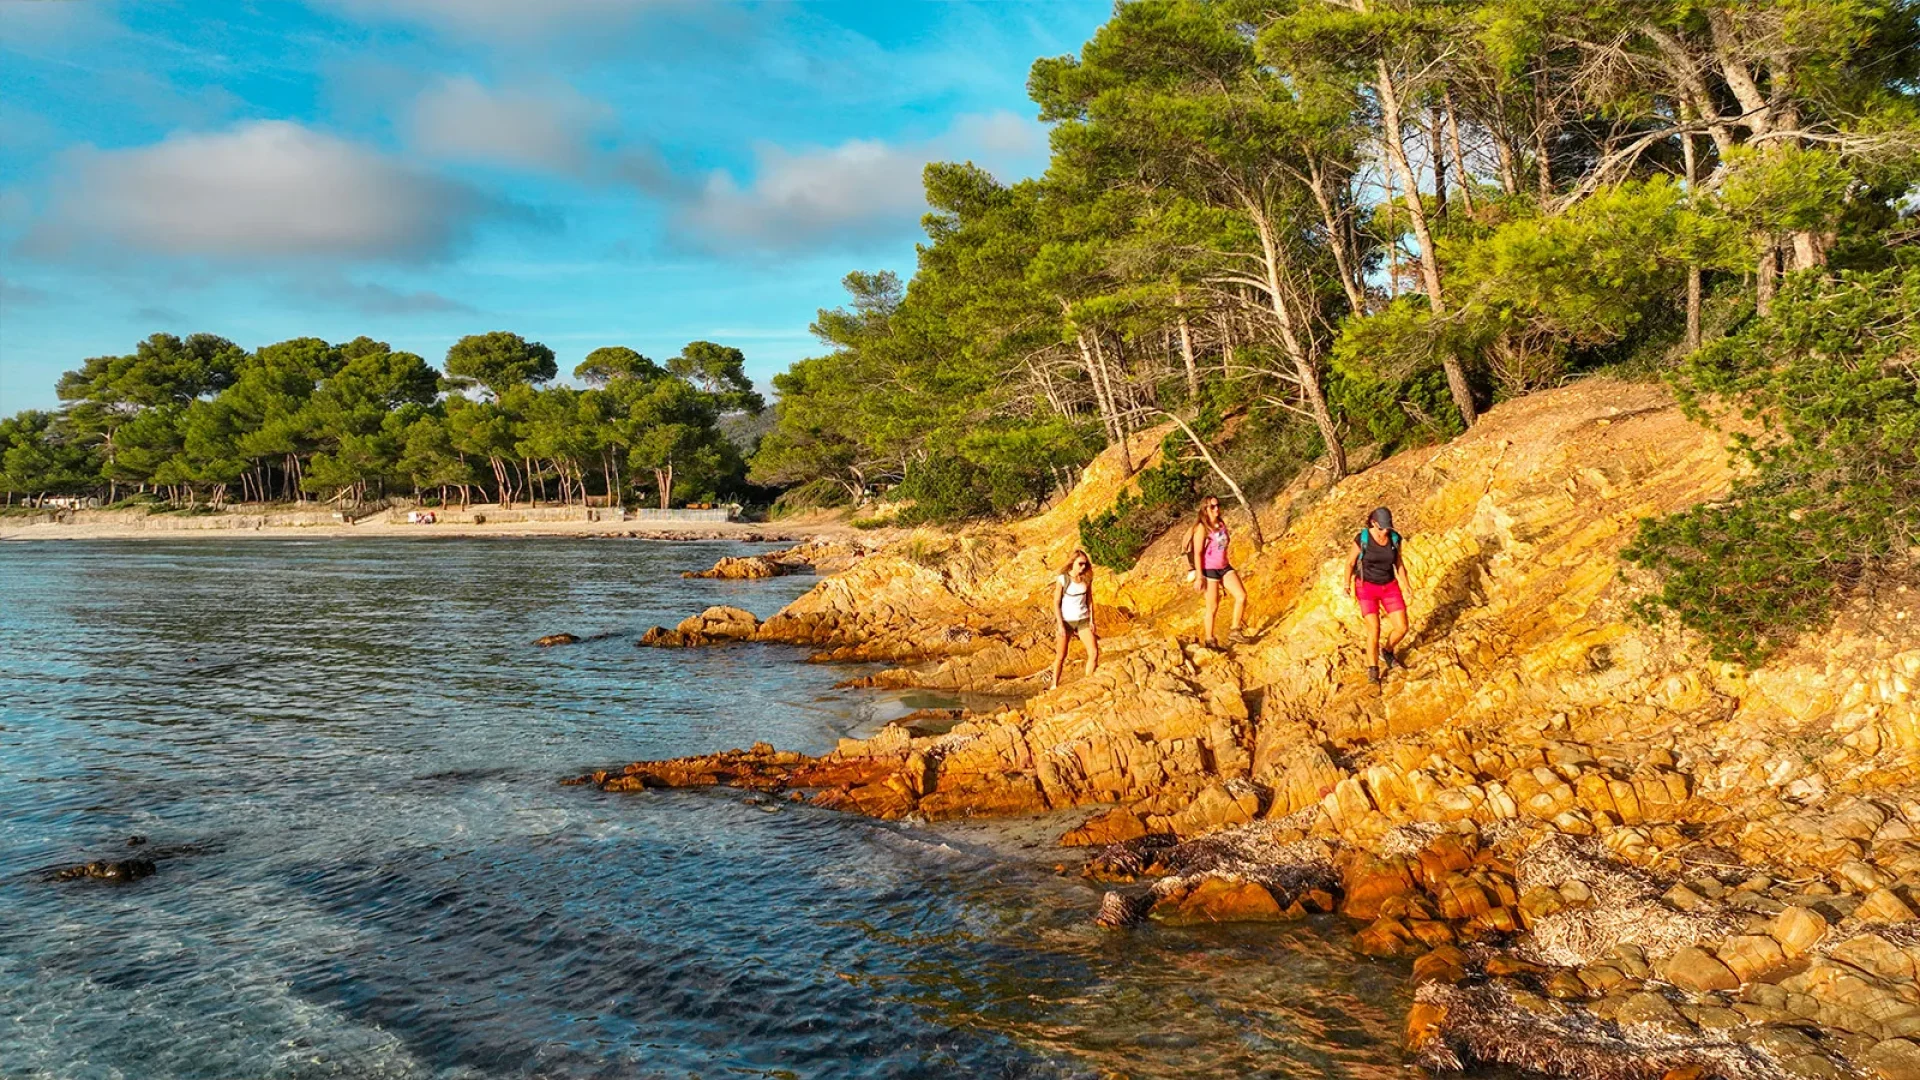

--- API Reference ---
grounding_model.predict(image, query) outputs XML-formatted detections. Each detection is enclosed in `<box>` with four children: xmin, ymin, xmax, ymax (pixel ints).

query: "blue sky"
<box><xmin>0</xmin><ymin>0</ymin><xmax>1110</xmax><ymax>413</ymax></box>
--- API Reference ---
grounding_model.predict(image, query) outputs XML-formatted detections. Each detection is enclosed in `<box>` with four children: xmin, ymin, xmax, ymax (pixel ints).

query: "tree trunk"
<box><xmin>1376</xmin><ymin>61</ymin><xmax>1446</xmax><ymax>315</ymax></box>
<box><xmin>1077</xmin><ymin>329</ymin><xmax>1131</xmax><ymax>472</ymax></box>
<box><xmin>1756</xmin><ymin>240</ymin><xmax>1780</xmax><ymax>316</ymax></box>
<box><xmin>1162</xmin><ymin>410</ymin><xmax>1264</xmax><ymax>551</ymax></box>
<box><xmin>1306</xmin><ymin>158</ymin><xmax>1367</xmax><ymax>311</ymax></box>
<box><xmin>1252</xmin><ymin>211</ymin><xmax>1348</xmax><ymax>481</ymax></box>
<box><xmin>1098</xmin><ymin>330</ymin><xmax>1121</xmax><ymax>430</ymax></box>
<box><xmin>1430</xmin><ymin>104</ymin><xmax>1449</xmax><ymax>222</ymax></box>
<box><xmin>1682</xmin><ymin>110</ymin><xmax>1703</xmax><ymax>350</ymax></box>
<box><xmin>1385</xmin><ymin>169</ymin><xmax>1402</xmax><ymax>301</ymax></box>
<box><xmin>1374</xmin><ymin>76</ymin><xmax>1478</xmax><ymax>428</ymax></box>
<box><xmin>1176</xmin><ymin>302</ymin><xmax>1200</xmax><ymax>399</ymax></box>
<box><xmin>1444</xmin><ymin>85</ymin><xmax>1475</xmax><ymax>214</ymax></box>
<box><xmin>1532</xmin><ymin>61</ymin><xmax>1556</xmax><ymax>199</ymax></box>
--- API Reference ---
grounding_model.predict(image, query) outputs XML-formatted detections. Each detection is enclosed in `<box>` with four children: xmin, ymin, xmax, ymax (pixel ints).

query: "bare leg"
<box><xmin>1383</xmin><ymin>609</ymin><xmax>1409</xmax><ymax>656</ymax></box>
<box><xmin>1202</xmin><ymin>579</ymin><xmax>1220</xmax><ymax>644</ymax></box>
<box><xmin>1222</xmin><ymin>569</ymin><xmax>1248</xmax><ymax>633</ymax></box>
<box><xmin>1078</xmin><ymin>624</ymin><xmax>1100</xmax><ymax>675</ymax></box>
<box><xmin>1366</xmin><ymin>611</ymin><xmax>1382</xmax><ymax>668</ymax></box>
<box><xmin>1051</xmin><ymin>624</ymin><xmax>1071</xmax><ymax>687</ymax></box>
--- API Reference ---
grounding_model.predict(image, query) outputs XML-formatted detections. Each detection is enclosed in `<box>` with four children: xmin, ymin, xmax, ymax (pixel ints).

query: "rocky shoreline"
<box><xmin>574</xmin><ymin>381</ymin><xmax>1920</xmax><ymax>1080</ymax></box>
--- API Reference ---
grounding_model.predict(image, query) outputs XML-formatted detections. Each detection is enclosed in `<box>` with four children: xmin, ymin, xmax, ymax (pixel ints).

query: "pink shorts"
<box><xmin>1356</xmin><ymin>579</ymin><xmax>1406</xmax><ymax>616</ymax></box>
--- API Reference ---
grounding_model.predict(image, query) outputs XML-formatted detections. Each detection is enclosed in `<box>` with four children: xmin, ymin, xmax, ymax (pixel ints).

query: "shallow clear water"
<box><xmin>0</xmin><ymin>539</ymin><xmax>1414</xmax><ymax>1079</ymax></box>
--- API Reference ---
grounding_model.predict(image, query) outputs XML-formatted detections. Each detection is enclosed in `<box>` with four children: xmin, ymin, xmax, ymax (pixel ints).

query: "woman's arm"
<box><xmin>1395</xmin><ymin>543</ymin><xmax>1413</xmax><ymax>591</ymax></box>
<box><xmin>1346</xmin><ymin>540</ymin><xmax>1362</xmax><ymax>594</ymax></box>
<box><xmin>1053</xmin><ymin>580</ymin><xmax>1068</xmax><ymax>628</ymax></box>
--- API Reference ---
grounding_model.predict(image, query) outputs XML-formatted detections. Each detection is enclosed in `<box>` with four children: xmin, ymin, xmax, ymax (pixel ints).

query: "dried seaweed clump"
<box><xmin>1413</xmin><ymin>982</ymin><xmax>1781</xmax><ymax>1080</ymax></box>
<box><xmin>1514</xmin><ymin>834</ymin><xmax>1734</xmax><ymax>967</ymax></box>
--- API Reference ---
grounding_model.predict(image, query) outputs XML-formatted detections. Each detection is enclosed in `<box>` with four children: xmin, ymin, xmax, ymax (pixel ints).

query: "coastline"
<box><xmin>584</xmin><ymin>379</ymin><xmax>1920</xmax><ymax>1080</ymax></box>
<box><xmin>0</xmin><ymin>510</ymin><xmax>872</xmax><ymax>544</ymax></box>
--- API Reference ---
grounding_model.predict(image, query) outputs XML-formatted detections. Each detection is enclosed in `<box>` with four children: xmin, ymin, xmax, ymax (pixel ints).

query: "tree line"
<box><xmin>750</xmin><ymin>0</ymin><xmax>1919</xmax><ymax>525</ymax></box>
<box><xmin>1</xmin><ymin>330</ymin><xmax>764</xmax><ymax>509</ymax></box>
<box><xmin>7</xmin><ymin>0</ymin><xmax>1915</xmax><ymax>566</ymax></box>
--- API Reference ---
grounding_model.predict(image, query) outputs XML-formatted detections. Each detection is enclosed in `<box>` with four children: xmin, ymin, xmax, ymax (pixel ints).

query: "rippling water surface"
<box><xmin>0</xmin><ymin>539</ymin><xmax>1415</xmax><ymax>1079</ymax></box>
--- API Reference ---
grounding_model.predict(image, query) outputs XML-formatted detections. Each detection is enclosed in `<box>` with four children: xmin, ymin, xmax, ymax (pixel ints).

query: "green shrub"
<box><xmin>892</xmin><ymin>454</ymin><xmax>998</xmax><ymax>526</ymax></box>
<box><xmin>769</xmin><ymin>477</ymin><xmax>851</xmax><ymax>519</ymax></box>
<box><xmin>1078</xmin><ymin>433</ymin><xmax>1205</xmax><ymax>571</ymax></box>
<box><xmin>1624</xmin><ymin>266</ymin><xmax>1920</xmax><ymax>665</ymax></box>
<box><xmin>892</xmin><ymin>426</ymin><xmax>1089</xmax><ymax>527</ymax></box>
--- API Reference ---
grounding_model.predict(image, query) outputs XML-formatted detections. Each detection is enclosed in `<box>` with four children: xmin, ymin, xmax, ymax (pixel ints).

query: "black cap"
<box><xmin>1369</xmin><ymin>507</ymin><xmax>1393</xmax><ymax>530</ymax></box>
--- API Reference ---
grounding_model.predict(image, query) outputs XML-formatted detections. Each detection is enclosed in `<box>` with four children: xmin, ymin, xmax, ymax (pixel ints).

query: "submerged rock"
<box><xmin>51</xmin><ymin>858</ymin><xmax>156</xmax><ymax>883</ymax></box>
<box><xmin>534</xmin><ymin>633</ymin><xmax>579</xmax><ymax>647</ymax></box>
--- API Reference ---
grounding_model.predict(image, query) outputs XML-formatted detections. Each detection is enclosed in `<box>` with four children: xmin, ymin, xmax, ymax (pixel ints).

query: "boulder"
<box><xmin>684</xmin><ymin>555</ymin><xmax>783</xmax><ymax>580</ymax></box>
<box><xmin>1866</xmin><ymin>1038</ymin><xmax>1920</xmax><ymax>1080</ymax></box>
<box><xmin>1339</xmin><ymin>852</ymin><xmax>1418</xmax><ymax>921</ymax></box>
<box><xmin>534</xmin><ymin>632</ymin><xmax>579</xmax><ymax>647</ymax></box>
<box><xmin>639</xmin><ymin>606</ymin><xmax>761</xmax><ymax>647</ymax></box>
<box><xmin>1169</xmin><ymin>781</ymin><xmax>1259</xmax><ymax>839</ymax></box>
<box><xmin>1857</xmin><ymin>888</ymin><xmax>1918</xmax><ymax>924</ymax></box>
<box><xmin>1413</xmin><ymin>944</ymin><xmax>1470</xmax><ymax>986</ymax></box>
<box><xmin>1150</xmin><ymin>876</ymin><xmax>1290</xmax><ymax>924</ymax></box>
<box><xmin>1717</xmin><ymin>935</ymin><xmax>1788</xmax><ymax>983</ymax></box>
<box><xmin>1773</xmin><ymin>906</ymin><xmax>1830</xmax><ymax>957</ymax></box>
<box><xmin>1660</xmin><ymin>947</ymin><xmax>1740</xmax><ymax>992</ymax></box>
<box><xmin>1059</xmin><ymin>808</ymin><xmax>1150</xmax><ymax>848</ymax></box>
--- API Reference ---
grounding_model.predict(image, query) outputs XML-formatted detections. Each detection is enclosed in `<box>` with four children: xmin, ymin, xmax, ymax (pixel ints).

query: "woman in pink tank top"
<box><xmin>1183</xmin><ymin>495</ymin><xmax>1248</xmax><ymax>646</ymax></box>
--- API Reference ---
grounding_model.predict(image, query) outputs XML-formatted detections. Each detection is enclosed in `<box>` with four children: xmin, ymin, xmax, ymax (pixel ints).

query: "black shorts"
<box><xmin>1202</xmin><ymin>566</ymin><xmax>1233</xmax><ymax>581</ymax></box>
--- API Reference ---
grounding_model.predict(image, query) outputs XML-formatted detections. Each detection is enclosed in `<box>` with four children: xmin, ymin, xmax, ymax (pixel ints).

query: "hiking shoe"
<box><xmin>1230</xmin><ymin>629</ymin><xmax>1252</xmax><ymax>645</ymax></box>
<box><xmin>1368</xmin><ymin>665</ymin><xmax>1381</xmax><ymax>685</ymax></box>
<box><xmin>1382</xmin><ymin>648</ymin><xmax>1400</xmax><ymax>671</ymax></box>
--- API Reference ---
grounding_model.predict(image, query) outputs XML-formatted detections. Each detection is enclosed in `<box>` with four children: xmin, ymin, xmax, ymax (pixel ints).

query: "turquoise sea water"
<box><xmin>0</xmin><ymin>539</ymin><xmax>1413</xmax><ymax>1079</ymax></box>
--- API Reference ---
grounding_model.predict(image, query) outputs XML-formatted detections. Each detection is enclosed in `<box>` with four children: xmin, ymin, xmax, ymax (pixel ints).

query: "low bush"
<box><xmin>1624</xmin><ymin>265</ymin><xmax>1920</xmax><ymax>665</ymax></box>
<box><xmin>1078</xmin><ymin>432</ymin><xmax>1205</xmax><ymax>571</ymax></box>
<box><xmin>769</xmin><ymin>477</ymin><xmax>852</xmax><ymax>519</ymax></box>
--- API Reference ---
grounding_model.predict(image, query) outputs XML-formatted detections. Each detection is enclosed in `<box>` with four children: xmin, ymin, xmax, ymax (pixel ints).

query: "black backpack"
<box><xmin>1355</xmin><ymin>529</ymin><xmax>1402</xmax><ymax>585</ymax></box>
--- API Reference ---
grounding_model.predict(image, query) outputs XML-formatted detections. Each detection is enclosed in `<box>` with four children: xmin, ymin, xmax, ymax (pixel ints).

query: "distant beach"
<box><xmin>0</xmin><ymin>506</ymin><xmax>865</xmax><ymax>543</ymax></box>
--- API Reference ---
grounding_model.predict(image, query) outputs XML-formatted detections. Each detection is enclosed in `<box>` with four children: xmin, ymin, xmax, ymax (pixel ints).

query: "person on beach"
<box><xmin>1051</xmin><ymin>550</ymin><xmax>1101</xmax><ymax>688</ymax></box>
<box><xmin>1347</xmin><ymin>506</ymin><xmax>1412</xmax><ymax>685</ymax></box>
<box><xmin>1184</xmin><ymin>496</ymin><xmax>1248</xmax><ymax>647</ymax></box>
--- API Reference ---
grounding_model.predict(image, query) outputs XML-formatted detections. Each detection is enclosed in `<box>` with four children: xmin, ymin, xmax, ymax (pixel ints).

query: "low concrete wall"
<box><xmin>627</xmin><ymin>508</ymin><xmax>734</xmax><ymax>523</ymax></box>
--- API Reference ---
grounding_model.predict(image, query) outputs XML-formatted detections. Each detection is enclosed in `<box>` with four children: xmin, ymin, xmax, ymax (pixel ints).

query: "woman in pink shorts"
<box><xmin>1346</xmin><ymin>506</ymin><xmax>1411</xmax><ymax>684</ymax></box>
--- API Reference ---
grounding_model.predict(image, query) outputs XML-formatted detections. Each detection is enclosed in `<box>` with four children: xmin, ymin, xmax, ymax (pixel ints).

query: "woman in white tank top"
<box><xmin>1050</xmin><ymin>549</ymin><xmax>1101</xmax><ymax>688</ymax></box>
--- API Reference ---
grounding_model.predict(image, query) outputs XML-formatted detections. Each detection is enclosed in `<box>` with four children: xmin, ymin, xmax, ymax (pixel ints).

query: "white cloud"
<box><xmin>24</xmin><ymin>121</ymin><xmax>521</xmax><ymax>262</ymax></box>
<box><xmin>679</xmin><ymin>139</ymin><xmax>929</xmax><ymax>252</ymax></box>
<box><xmin>669</xmin><ymin>110</ymin><xmax>1050</xmax><ymax>254</ymax></box>
<box><xmin>408</xmin><ymin>76</ymin><xmax>615</xmax><ymax>175</ymax></box>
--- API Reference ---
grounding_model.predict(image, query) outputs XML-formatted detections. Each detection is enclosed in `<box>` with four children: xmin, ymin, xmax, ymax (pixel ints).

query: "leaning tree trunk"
<box><xmin>1377</xmin><ymin>63</ymin><xmax>1477</xmax><ymax>428</ymax></box>
<box><xmin>1176</xmin><ymin>295</ymin><xmax>1200</xmax><ymax>400</ymax></box>
<box><xmin>1162</xmin><ymin>411</ymin><xmax>1265</xmax><ymax>552</ymax></box>
<box><xmin>1253</xmin><ymin>210</ymin><xmax>1349</xmax><ymax>481</ymax></box>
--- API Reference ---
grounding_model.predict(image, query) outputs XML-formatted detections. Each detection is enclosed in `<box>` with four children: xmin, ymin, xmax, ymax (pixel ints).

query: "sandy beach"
<box><xmin>0</xmin><ymin>508</ymin><xmax>864</xmax><ymax>543</ymax></box>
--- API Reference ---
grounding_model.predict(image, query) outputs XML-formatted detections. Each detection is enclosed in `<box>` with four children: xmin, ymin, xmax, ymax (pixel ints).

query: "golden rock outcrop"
<box><xmin>601</xmin><ymin>379</ymin><xmax>1920</xmax><ymax>1078</ymax></box>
